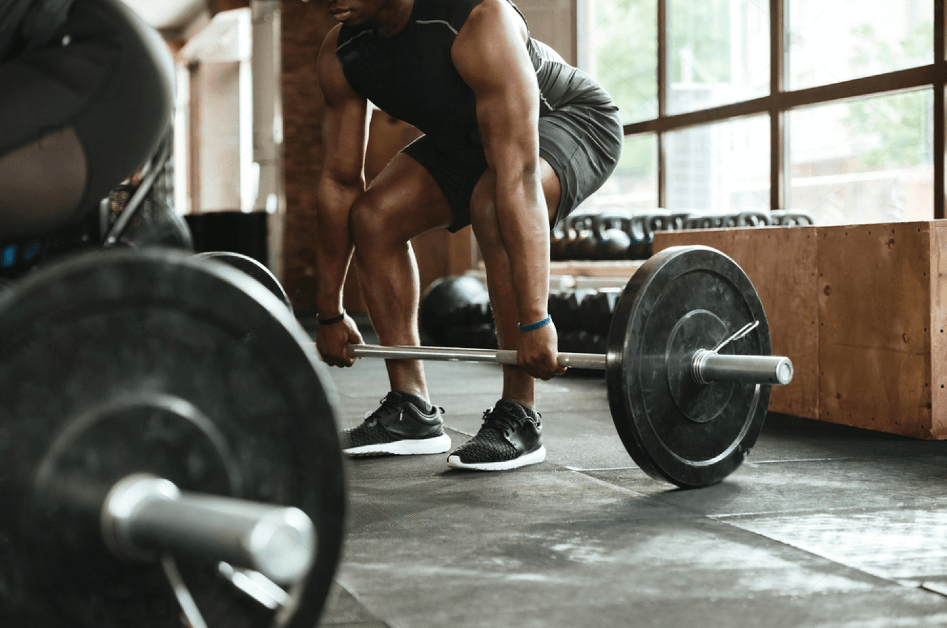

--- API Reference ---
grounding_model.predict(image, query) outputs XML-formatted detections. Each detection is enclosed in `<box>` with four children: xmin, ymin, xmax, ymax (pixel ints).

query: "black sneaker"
<box><xmin>447</xmin><ymin>399</ymin><xmax>546</xmax><ymax>471</ymax></box>
<box><xmin>341</xmin><ymin>392</ymin><xmax>451</xmax><ymax>456</ymax></box>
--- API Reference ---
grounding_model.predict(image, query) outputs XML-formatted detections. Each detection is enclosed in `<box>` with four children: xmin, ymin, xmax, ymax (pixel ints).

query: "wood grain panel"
<box><xmin>818</xmin><ymin>223</ymin><xmax>935</xmax><ymax>438</ymax></box>
<box><xmin>653</xmin><ymin>227</ymin><xmax>820</xmax><ymax>419</ymax></box>
<box><xmin>928</xmin><ymin>222</ymin><xmax>947</xmax><ymax>438</ymax></box>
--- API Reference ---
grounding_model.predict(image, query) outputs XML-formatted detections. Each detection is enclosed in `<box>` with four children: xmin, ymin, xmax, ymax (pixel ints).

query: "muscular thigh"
<box><xmin>469</xmin><ymin>158</ymin><xmax>562</xmax><ymax>230</ymax></box>
<box><xmin>355</xmin><ymin>152</ymin><xmax>455</xmax><ymax>243</ymax></box>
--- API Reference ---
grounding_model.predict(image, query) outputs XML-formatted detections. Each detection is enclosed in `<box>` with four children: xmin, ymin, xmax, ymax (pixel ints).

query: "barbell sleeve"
<box><xmin>692</xmin><ymin>350</ymin><xmax>794</xmax><ymax>386</ymax></box>
<box><xmin>101</xmin><ymin>474</ymin><xmax>316</xmax><ymax>585</ymax></box>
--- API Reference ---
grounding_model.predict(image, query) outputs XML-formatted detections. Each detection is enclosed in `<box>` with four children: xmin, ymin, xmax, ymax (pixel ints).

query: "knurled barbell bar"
<box><xmin>350</xmin><ymin>245</ymin><xmax>791</xmax><ymax>489</ymax></box>
<box><xmin>0</xmin><ymin>249</ymin><xmax>346</xmax><ymax>628</ymax></box>
<box><xmin>348</xmin><ymin>328</ymin><xmax>792</xmax><ymax>386</ymax></box>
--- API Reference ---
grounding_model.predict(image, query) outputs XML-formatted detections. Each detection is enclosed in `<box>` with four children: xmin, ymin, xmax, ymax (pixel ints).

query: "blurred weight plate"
<box><xmin>197</xmin><ymin>251</ymin><xmax>293</xmax><ymax>312</ymax></box>
<box><xmin>0</xmin><ymin>249</ymin><xmax>344</xmax><ymax>628</ymax></box>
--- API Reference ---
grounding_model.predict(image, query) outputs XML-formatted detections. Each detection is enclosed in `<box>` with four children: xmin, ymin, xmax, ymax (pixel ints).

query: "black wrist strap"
<box><xmin>318</xmin><ymin>310</ymin><xmax>346</xmax><ymax>325</ymax></box>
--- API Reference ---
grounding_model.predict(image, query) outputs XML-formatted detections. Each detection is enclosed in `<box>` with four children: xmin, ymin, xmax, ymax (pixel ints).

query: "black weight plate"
<box><xmin>197</xmin><ymin>251</ymin><xmax>293</xmax><ymax>313</ymax></box>
<box><xmin>606</xmin><ymin>246</ymin><xmax>772</xmax><ymax>489</ymax></box>
<box><xmin>0</xmin><ymin>249</ymin><xmax>345</xmax><ymax>628</ymax></box>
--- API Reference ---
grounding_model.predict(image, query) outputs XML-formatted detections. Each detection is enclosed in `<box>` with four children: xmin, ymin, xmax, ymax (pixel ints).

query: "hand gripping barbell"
<box><xmin>349</xmin><ymin>245</ymin><xmax>791</xmax><ymax>489</ymax></box>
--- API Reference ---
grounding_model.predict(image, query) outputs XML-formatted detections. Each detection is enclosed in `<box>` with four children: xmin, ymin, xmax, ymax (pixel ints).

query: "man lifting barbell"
<box><xmin>313</xmin><ymin>0</ymin><xmax>624</xmax><ymax>470</ymax></box>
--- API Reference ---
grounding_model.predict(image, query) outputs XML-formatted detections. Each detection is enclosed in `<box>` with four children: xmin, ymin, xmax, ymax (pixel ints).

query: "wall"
<box><xmin>280</xmin><ymin>0</ymin><xmax>336</xmax><ymax>312</ymax></box>
<box><xmin>516</xmin><ymin>0</ymin><xmax>576</xmax><ymax>64</ymax></box>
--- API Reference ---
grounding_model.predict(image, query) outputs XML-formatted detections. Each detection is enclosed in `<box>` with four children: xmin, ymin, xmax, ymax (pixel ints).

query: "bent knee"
<box><xmin>349</xmin><ymin>193</ymin><xmax>408</xmax><ymax>251</ymax></box>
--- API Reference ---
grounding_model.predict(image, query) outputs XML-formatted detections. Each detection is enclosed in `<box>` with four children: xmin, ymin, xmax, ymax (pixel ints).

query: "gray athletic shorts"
<box><xmin>402</xmin><ymin>87</ymin><xmax>623</xmax><ymax>233</ymax></box>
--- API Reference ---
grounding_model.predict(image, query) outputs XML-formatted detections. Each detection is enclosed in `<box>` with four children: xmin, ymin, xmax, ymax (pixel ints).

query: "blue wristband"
<box><xmin>518</xmin><ymin>315</ymin><xmax>551</xmax><ymax>333</ymax></box>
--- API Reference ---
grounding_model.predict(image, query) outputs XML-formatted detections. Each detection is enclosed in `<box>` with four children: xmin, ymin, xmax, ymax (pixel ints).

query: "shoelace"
<box><xmin>362</xmin><ymin>396</ymin><xmax>397</xmax><ymax>425</ymax></box>
<box><xmin>480</xmin><ymin>407</ymin><xmax>524</xmax><ymax>437</ymax></box>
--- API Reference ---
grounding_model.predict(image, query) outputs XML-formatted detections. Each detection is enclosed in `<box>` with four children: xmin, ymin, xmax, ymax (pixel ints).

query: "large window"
<box><xmin>789</xmin><ymin>0</ymin><xmax>934</xmax><ymax>90</ymax></box>
<box><xmin>581</xmin><ymin>0</ymin><xmax>657</xmax><ymax>124</ymax></box>
<box><xmin>578</xmin><ymin>0</ymin><xmax>945</xmax><ymax>223</ymax></box>
<box><xmin>790</xmin><ymin>90</ymin><xmax>934</xmax><ymax>224</ymax></box>
<box><xmin>666</xmin><ymin>115</ymin><xmax>770</xmax><ymax>211</ymax></box>
<box><xmin>667</xmin><ymin>0</ymin><xmax>769</xmax><ymax>114</ymax></box>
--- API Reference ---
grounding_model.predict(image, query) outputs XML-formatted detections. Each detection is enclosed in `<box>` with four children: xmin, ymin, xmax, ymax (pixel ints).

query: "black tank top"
<box><xmin>335</xmin><ymin>0</ymin><xmax>605</xmax><ymax>164</ymax></box>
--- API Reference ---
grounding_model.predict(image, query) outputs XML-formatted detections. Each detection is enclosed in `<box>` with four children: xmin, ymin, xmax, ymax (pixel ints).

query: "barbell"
<box><xmin>349</xmin><ymin>245</ymin><xmax>792</xmax><ymax>489</ymax></box>
<box><xmin>349</xmin><ymin>334</ymin><xmax>792</xmax><ymax>385</ymax></box>
<box><xmin>0</xmin><ymin>249</ymin><xmax>345</xmax><ymax>628</ymax></box>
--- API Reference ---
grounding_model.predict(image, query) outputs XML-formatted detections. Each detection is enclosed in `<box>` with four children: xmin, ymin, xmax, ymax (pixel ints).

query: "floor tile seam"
<box><xmin>561</xmin><ymin>469</ymin><xmax>772</xmax><ymax>514</ymax></box>
<box><xmin>567</xmin><ymin>467</ymin><xmax>678</xmax><ymax>500</ymax></box>
<box><xmin>745</xmin><ymin>454</ymin><xmax>947</xmax><ymax>465</ymax></box>
<box><xmin>328</xmin><ymin>577</ymin><xmax>393</xmax><ymax>628</ymax></box>
<box><xmin>444</xmin><ymin>426</ymin><xmax>476</xmax><ymax>439</ymax></box>
<box><xmin>706</xmin><ymin>516</ymin><xmax>930</xmax><ymax>592</ymax></box>
<box><xmin>744</xmin><ymin>457</ymin><xmax>861</xmax><ymax>464</ymax></box>
<box><xmin>711</xmin><ymin>504</ymin><xmax>947</xmax><ymax>520</ymax></box>
<box><xmin>920</xmin><ymin>582</ymin><xmax>947</xmax><ymax>599</ymax></box>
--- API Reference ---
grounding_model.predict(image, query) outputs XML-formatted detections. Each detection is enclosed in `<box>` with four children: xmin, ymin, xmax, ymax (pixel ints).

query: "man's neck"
<box><xmin>372</xmin><ymin>0</ymin><xmax>414</xmax><ymax>37</ymax></box>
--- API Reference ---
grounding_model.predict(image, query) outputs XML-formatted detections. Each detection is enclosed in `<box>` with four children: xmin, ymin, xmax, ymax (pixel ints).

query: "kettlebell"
<box><xmin>559</xmin><ymin>213</ymin><xmax>584</xmax><ymax>260</ymax></box>
<box><xmin>628</xmin><ymin>214</ymin><xmax>650</xmax><ymax>259</ymax></box>
<box><xmin>571</xmin><ymin>214</ymin><xmax>599</xmax><ymax>260</ymax></box>
<box><xmin>596</xmin><ymin>214</ymin><xmax>632</xmax><ymax>260</ymax></box>
<box><xmin>550</xmin><ymin>219</ymin><xmax>568</xmax><ymax>260</ymax></box>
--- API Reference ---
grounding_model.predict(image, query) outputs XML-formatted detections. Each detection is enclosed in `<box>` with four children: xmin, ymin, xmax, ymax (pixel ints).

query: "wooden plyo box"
<box><xmin>654</xmin><ymin>220</ymin><xmax>947</xmax><ymax>440</ymax></box>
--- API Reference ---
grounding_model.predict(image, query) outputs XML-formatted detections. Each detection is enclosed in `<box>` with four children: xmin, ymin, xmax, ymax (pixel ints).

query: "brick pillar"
<box><xmin>280</xmin><ymin>0</ymin><xmax>336</xmax><ymax>312</ymax></box>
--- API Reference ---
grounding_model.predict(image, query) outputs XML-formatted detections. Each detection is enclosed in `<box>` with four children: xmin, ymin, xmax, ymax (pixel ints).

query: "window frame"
<box><xmin>605</xmin><ymin>0</ymin><xmax>947</xmax><ymax>218</ymax></box>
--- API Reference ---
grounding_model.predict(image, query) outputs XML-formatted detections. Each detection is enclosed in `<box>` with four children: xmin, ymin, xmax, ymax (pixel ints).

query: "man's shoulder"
<box><xmin>322</xmin><ymin>23</ymin><xmax>346</xmax><ymax>57</ymax></box>
<box><xmin>460</xmin><ymin>0</ymin><xmax>526</xmax><ymax>36</ymax></box>
<box><xmin>432</xmin><ymin>0</ymin><xmax>493</xmax><ymax>27</ymax></box>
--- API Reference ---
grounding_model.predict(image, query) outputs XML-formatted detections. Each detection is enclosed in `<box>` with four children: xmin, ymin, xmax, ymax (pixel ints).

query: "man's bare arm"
<box><xmin>452</xmin><ymin>0</ymin><xmax>564</xmax><ymax>379</ymax></box>
<box><xmin>314</xmin><ymin>26</ymin><xmax>369</xmax><ymax>365</ymax></box>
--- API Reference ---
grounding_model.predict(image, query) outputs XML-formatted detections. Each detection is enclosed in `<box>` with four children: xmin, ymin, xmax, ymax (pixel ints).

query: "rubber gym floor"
<box><xmin>312</xmin><ymin>322</ymin><xmax>947</xmax><ymax>628</ymax></box>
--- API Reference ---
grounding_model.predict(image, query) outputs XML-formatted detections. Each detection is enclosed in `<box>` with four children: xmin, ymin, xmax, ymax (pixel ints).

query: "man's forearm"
<box><xmin>494</xmin><ymin>170</ymin><xmax>551</xmax><ymax>325</ymax></box>
<box><xmin>314</xmin><ymin>179</ymin><xmax>363</xmax><ymax>316</ymax></box>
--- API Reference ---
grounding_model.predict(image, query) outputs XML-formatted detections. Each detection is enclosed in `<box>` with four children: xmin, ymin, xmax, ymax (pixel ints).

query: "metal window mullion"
<box><xmin>935</xmin><ymin>0</ymin><xmax>945</xmax><ymax>220</ymax></box>
<box><xmin>769</xmin><ymin>0</ymin><xmax>786</xmax><ymax>210</ymax></box>
<box><xmin>657</xmin><ymin>0</ymin><xmax>667</xmax><ymax>208</ymax></box>
<box><xmin>623</xmin><ymin>66</ymin><xmax>936</xmax><ymax>136</ymax></box>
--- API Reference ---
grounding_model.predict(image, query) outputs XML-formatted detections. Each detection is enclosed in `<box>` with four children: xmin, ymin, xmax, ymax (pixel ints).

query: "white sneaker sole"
<box><xmin>446</xmin><ymin>446</ymin><xmax>546</xmax><ymax>471</ymax></box>
<box><xmin>344</xmin><ymin>434</ymin><xmax>452</xmax><ymax>457</ymax></box>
